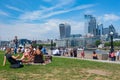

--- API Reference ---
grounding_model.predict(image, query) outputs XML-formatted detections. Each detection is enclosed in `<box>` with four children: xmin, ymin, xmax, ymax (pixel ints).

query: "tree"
<box><xmin>95</xmin><ymin>40</ymin><xmax>101</xmax><ymax>47</ymax></box>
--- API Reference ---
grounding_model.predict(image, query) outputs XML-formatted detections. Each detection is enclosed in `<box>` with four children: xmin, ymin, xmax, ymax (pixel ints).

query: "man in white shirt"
<box><xmin>52</xmin><ymin>48</ymin><xmax>60</xmax><ymax>56</ymax></box>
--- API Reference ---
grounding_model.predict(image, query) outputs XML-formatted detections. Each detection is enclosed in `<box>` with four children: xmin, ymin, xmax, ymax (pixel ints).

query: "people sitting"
<box><xmin>41</xmin><ymin>47</ymin><xmax>48</xmax><ymax>55</ymax></box>
<box><xmin>33</xmin><ymin>45</ymin><xmax>44</xmax><ymax>64</ymax></box>
<box><xmin>3</xmin><ymin>47</ymin><xmax>24</xmax><ymax>68</ymax></box>
<box><xmin>52</xmin><ymin>48</ymin><xmax>60</xmax><ymax>56</ymax></box>
<box><xmin>21</xmin><ymin>47</ymin><xmax>31</xmax><ymax>61</ymax></box>
<box><xmin>23</xmin><ymin>45</ymin><xmax>51</xmax><ymax>65</ymax></box>
<box><xmin>33</xmin><ymin>45</ymin><xmax>52</xmax><ymax>65</ymax></box>
<box><xmin>3</xmin><ymin>45</ymin><xmax>52</xmax><ymax>68</ymax></box>
<box><xmin>45</xmin><ymin>55</ymin><xmax>52</xmax><ymax>64</ymax></box>
<box><xmin>92</xmin><ymin>51</ymin><xmax>98</xmax><ymax>60</ymax></box>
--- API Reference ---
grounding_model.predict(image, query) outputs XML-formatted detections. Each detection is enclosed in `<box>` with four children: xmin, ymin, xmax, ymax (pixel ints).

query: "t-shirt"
<box><xmin>5</xmin><ymin>53</ymin><xmax>18</xmax><ymax>65</ymax></box>
<box><xmin>34</xmin><ymin>54</ymin><xmax>44</xmax><ymax>63</ymax></box>
<box><xmin>41</xmin><ymin>48</ymin><xmax>47</xmax><ymax>54</ymax></box>
<box><xmin>53</xmin><ymin>49</ymin><xmax>60</xmax><ymax>55</ymax></box>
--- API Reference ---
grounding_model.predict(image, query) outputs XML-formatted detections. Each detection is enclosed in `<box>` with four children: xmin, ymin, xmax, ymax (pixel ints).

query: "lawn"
<box><xmin>0</xmin><ymin>50</ymin><xmax>120</xmax><ymax>80</ymax></box>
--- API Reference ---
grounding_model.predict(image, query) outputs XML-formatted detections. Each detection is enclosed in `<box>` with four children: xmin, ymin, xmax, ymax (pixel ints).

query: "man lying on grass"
<box><xmin>3</xmin><ymin>47</ymin><xmax>24</xmax><ymax>68</ymax></box>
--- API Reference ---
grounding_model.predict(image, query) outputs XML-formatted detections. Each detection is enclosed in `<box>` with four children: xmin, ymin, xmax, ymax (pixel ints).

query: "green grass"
<box><xmin>0</xmin><ymin>51</ymin><xmax>120</xmax><ymax>80</ymax></box>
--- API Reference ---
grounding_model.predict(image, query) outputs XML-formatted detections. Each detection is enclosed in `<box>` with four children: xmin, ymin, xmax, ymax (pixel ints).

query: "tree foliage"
<box><xmin>104</xmin><ymin>41</ymin><xmax>120</xmax><ymax>47</ymax></box>
<box><xmin>95</xmin><ymin>40</ymin><xmax>101</xmax><ymax>47</ymax></box>
<box><xmin>32</xmin><ymin>43</ymin><xmax>56</xmax><ymax>48</ymax></box>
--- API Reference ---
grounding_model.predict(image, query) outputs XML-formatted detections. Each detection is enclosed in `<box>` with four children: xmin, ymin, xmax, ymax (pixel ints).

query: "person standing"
<box><xmin>111</xmin><ymin>51</ymin><xmax>115</xmax><ymax>61</ymax></box>
<box><xmin>70</xmin><ymin>48</ymin><xmax>73</xmax><ymax>57</ymax></box>
<box><xmin>73</xmin><ymin>48</ymin><xmax>77</xmax><ymax>57</ymax></box>
<box><xmin>81</xmin><ymin>49</ymin><xmax>85</xmax><ymax>58</ymax></box>
<box><xmin>13</xmin><ymin>36</ymin><xmax>18</xmax><ymax>54</ymax></box>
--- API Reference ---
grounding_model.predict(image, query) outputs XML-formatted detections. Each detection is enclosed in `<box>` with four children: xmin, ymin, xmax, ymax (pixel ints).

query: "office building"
<box><xmin>103</xmin><ymin>28</ymin><xmax>109</xmax><ymax>35</ymax></box>
<box><xmin>59</xmin><ymin>23</ymin><xmax>71</xmax><ymax>39</ymax></box>
<box><xmin>84</xmin><ymin>15</ymin><xmax>97</xmax><ymax>37</ymax></box>
<box><xmin>109</xmin><ymin>24</ymin><xmax>118</xmax><ymax>38</ymax></box>
<box><xmin>96</xmin><ymin>23</ymin><xmax>103</xmax><ymax>36</ymax></box>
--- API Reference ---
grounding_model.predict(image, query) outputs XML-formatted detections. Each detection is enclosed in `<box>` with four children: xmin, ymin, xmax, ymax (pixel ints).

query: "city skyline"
<box><xmin>0</xmin><ymin>0</ymin><xmax>120</xmax><ymax>40</ymax></box>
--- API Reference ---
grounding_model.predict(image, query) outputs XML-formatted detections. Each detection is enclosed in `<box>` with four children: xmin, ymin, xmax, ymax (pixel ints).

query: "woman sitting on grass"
<box><xmin>20</xmin><ymin>47</ymin><xmax>31</xmax><ymax>62</ymax></box>
<box><xmin>33</xmin><ymin>45</ymin><xmax>45</xmax><ymax>64</ymax></box>
<box><xmin>20</xmin><ymin>45</ymin><xmax>35</xmax><ymax>64</ymax></box>
<box><xmin>3</xmin><ymin>47</ymin><xmax>23</xmax><ymax>68</ymax></box>
<box><xmin>32</xmin><ymin>45</ymin><xmax>52</xmax><ymax>65</ymax></box>
<box><xmin>20</xmin><ymin>45</ymin><xmax>51</xmax><ymax>65</ymax></box>
<box><xmin>92</xmin><ymin>51</ymin><xmax>98</xmax><ymax>60</ymax></box>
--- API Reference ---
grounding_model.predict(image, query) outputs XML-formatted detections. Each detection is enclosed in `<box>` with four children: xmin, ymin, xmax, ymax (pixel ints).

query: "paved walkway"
<box><xmin>53</xmin><ymin>56</ymin><xmax>120</xmax><ymax>64</ymax></box>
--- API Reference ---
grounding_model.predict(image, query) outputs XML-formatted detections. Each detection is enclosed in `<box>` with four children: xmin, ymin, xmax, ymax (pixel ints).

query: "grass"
<box><xmin>0</xmin><ymin>50</ymin><xmax>120</xmax><ymax>80</ymax></box>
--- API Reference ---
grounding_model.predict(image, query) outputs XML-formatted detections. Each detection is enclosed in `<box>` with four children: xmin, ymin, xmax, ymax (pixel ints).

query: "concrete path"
<box><xmin>53</xmin><ymin>56</ymin><xmax>120</xmax><ymax>64</ymax></box>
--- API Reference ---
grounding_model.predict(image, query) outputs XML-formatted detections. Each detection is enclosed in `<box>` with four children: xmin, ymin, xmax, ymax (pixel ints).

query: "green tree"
<box><xmin>95</xmin><ymin>40</ymin><xmax>101</xmax><ymax>47</ymax></box>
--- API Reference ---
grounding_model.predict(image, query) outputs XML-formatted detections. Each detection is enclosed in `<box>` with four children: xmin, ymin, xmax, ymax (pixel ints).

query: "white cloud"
<box><xmin>19</xmin><ymin>11</ymin><xmax>42</xmax><ymax>21</ymax></box>
<box><xmin>40</xmin><ymin>0</ymin><xmax>75</xmax><ymax>14</ymax></box>
<box><xmin>84</xmin><ymin>10</ymin><xmax>94</xmax><ymax>14</ymax></box>
<box><xmin>19</xmin><ymin>4</ymin><xmax>95</xmax><ymax>21</ymax></box>
<box><xmin>6</xmin><ymin>5</ymin><xmax>23</xmax><ymax>12</ymax></box>
<box><xmin>0</xmin><ymin>1</ymin><xmax>92</xmax><ymax>40</ymax></box>
<box><xmin>103</xmin><ymin>14</ymin><xmax>120</xmax><ymax>21</ymax></box>
<box><xmin>97</xmin><ymin>14</ymin><xmax>120</xmax><ymax>26</ymax></box>
<box><xmin>0</xmin><ymin>19</ymin><xmax>85</xmax><ymax>40</ymax></box>
<box><xmin>42</xmin><ymin>4</ymin><xmax>95</xmax><ymax>19</ymax></box>
<box><xmin>43</xmin><ymin>0</ymin><xmax>74</xmax><ymax>6</ymax></box>
<box><xmin>43</xmin><ymin>0</ymin><xmax>52</xmax><ymax>2</ymax></box>
<box><xmin>57</xmin><ymin>0</ymin><xmax>75</xmax><ymax>7</ymax></box>
<box><xmin>0</xmin><ymin>10</ymin><xmax>9</xmax><ymax>16</ymax></box>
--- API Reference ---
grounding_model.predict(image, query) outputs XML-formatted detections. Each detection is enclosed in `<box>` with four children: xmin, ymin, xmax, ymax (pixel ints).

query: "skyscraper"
<box><xmin>109</xmin><ymin>24</ymin><xmax>118</xmax><ymax>38</ymax></box>
<box><xmin>109</xmin><ymin>24</ymin><xmax>116</xmax><ymax>34</ymax></box>
<box><xmin>59</xmin><ymin>23</ymin><xmax>71</xmax><ymax>39</ymax></box>
<box><xmin>96</xmin><ymin>23</ymin><xmax>103</xmax><ymax>36</ymax></box>
<box><xmin>103</xmin><ymin>28</ymin><xmax>109</xmax><ymax>35</ymax></box>
<box><xmin>103</xmin><ymin>24</ymin><xmax>118</xmax><ymax>38</ymax></box>
<box><xmin>84</xmin><ymin>15</ymin><xmax>97</xmax><ymax>37</ymax></box>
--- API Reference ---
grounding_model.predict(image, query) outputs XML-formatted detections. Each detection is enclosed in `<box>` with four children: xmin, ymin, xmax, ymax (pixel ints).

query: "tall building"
<box><xmin>84</xmin><ymin>15</ymin><xmax>97</xmax><ymax>37</ymax></box>
<box><xmin>109</xmin><ymin>24</ymin><xmax>118</xmax><ymax>38</ymax></box>
<box><xmin>96</xmin><ymin>23</ymin><xmax>103</xmax><ymax>36</ymax></box>
<box><xmin>103</xmin><ymin>28</ymin><xmax>109</xmax><ymax>35</ymax></box>
<box><xmin>109</xmin><ymin>24</ymin><xmax>116</xmax><ymax>34</ymax></box>
<box><xmin>59</xmin><ymin>23</ymin><xmax>71</xmax><ymax>39</ymax></box>
<box><xmin>103</xmin><ymin>24</ymin><xmax>118</xmax><ymax>39</ymax></box>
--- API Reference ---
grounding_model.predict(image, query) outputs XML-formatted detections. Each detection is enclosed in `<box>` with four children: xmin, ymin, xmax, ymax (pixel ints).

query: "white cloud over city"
<box><xmin>0</xmin><ymin>19</ymin><xmax>84</xmax><ymax>40</ymax></box>
<box><xmin>0</xmin><ymin>0</ymin><xmax>120</xmax><ymax>40</ymax></box>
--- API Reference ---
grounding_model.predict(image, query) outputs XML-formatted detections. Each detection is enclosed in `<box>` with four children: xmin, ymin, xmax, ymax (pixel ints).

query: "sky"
<box><xmin>0</xmin><ymin>0</ymin><xmax>120</xmax><ymax>41</ymax></box>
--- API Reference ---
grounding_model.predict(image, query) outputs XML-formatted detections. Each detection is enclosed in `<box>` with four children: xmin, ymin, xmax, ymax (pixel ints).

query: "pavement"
<box><xmin>53</xmin><ymin>56</ymin><xmax>120</xmax><ymax>64</ymax></box>
<box><xmin>48</xmin><ymin>49</ymin><xmax>120</xmax><ymax>64</ymax></box>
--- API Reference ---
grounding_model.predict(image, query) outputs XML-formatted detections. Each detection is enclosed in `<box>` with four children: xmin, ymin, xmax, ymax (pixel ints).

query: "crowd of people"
<box><xmin>2</xmin><ymin>36</ymin><xmax>120</xmax><ymax>68</ymax></box>
<box><xmin>52</xmin><ymin>47</ymin><xmax>120</xmax><ymax>61</ymax></box>
<box><xmin>52</xmin><ymin>47</ymin><xmax>78</xmax><ymax>57</ymax></box>
<box><xmin>2</xmin><ymin>45</ymin><xmax>120</xmax><ymax>68</ymax></box>
<box><xmin>3</xmin><ymin>45</ymin><xmax>52</xmax><ymax>68</ymax></box>
<box><xmin>108</xmin><ymin>50</ymin><xmax>120</xmax><ymax>61</ymax></box>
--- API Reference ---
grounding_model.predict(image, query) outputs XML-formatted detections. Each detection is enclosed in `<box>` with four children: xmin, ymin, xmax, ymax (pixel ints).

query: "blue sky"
<box><xmin>0</xmin><ymin>0</ymin><xmax>120</xmax><ymax>40</ymax></box>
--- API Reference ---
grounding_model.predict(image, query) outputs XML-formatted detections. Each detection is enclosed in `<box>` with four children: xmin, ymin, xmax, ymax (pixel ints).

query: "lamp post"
<box><xmin>110</xmin><ymin>32</ymin><xmax>114</xmax><ymax>53</ymax></box>
<box><xmin>51</xmin><ymin>39</ymin><xmax>53</xmax><ymax>55</ymax></box>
